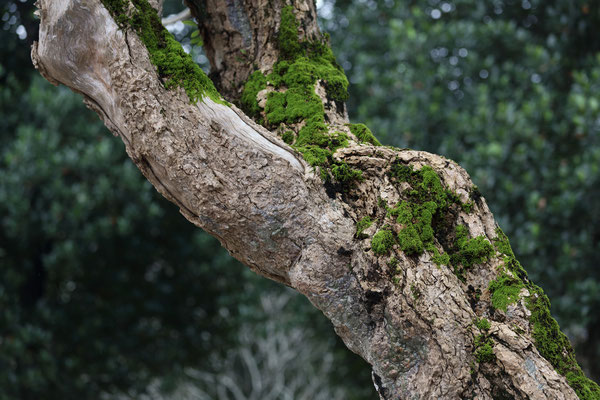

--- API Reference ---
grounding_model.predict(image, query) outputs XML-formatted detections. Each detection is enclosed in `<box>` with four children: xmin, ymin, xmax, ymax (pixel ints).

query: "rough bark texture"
<box><xmin>185</xmin><ymin>0</ymin><xmax>321</xmax><ymax>101</ymax></box>
<box><xmin>31</xmin><ymin>0</ymin><xmax>599</xmax><ymax>399</ymax></box>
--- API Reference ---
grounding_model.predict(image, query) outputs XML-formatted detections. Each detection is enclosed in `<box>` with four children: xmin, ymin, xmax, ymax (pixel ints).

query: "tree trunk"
<box><xmin>31</xmin><ymin>0</ymin><xmax>599</xmax><ymax>398</ymax></box>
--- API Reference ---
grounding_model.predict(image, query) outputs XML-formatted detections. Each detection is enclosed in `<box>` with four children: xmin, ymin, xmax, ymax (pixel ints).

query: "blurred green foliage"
<box><xmin>325</xmin><ymin>0</ymin><xmax>600</xmax><ymax>378</ymax></box>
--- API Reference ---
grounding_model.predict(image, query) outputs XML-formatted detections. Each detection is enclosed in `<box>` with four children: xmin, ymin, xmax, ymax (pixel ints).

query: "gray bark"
<box><xmin>31</xmin><ymin>0</ymin><xmax>589</xmax><ymax>398</ymax></box>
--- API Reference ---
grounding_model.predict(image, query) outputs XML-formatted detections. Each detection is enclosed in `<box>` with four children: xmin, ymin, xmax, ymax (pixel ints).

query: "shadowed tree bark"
<box><xmin>31</xmin><ymin>0</ymin><xmax>599</xmax><ymax>398</ymax></box>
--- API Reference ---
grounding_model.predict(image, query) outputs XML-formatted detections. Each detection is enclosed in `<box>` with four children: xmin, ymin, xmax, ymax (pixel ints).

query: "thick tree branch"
<box><xmin>31</xmin><ymin>0</ymin><xmax>599</xmax><ymax>398</ymax></box>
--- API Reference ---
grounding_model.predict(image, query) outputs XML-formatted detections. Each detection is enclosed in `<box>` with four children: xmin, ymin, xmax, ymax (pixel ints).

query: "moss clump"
<box><xmin>278</xmin><ymin>6</ymin><xmax>302</xmax><ymax>59</ymax></box>
<box><xmin>488</xmin><ymin>272</ymin><xmax>524</xmax><ymax>311</ymax></box>
<box><xmin>474</xmin><ymin>319</ymin><xmax>495</xmax><ymax>363</ymax></box>
<box><xmin>492</xmin><ymin>228</ymin><xmax>516</xmax><ymax>259</ymax></box>
<box><xmin>100</xmin><ymin>0</ymin><xmax>225</xmax><ymax>105</ymax></box>
<box><xmin>451</xmin><ymin>225</ymin><xmax>494</xmax><ymax>269</ymax></box>
<box><xmin>567</xmin><ymin>372</ymin><xmax>600</xmax><ymax>400</ymax></box>
<box><xmin>292</xmin><ymin>123</ymin><xmax>360</xmax><ymax>184</ymax></box>
<box><xmin>281</xmin><ymin>131</ymin><xmax>295</xmax><ymax>144</ymax></box>
<box><xmin>489</xmin><ymin>228</ymin><xmax>600</xmax><ymax>399</ymax></box>
<box><xmin>429</xmin><ymin>245</ymin><xmax>450</xmax><ymax>267</ymax></box>
<box><xmin>265</xmin><ymin>86</ymin><xmax>324</xmax><ymax>125</ymax></box>
<box><xmin>387</xmin><ymin>162</ymin><xmax>492</xmax><ymax>278</ymax></box>
<box><xmin>269</xmin><ymin>6</ymin><xmax>349</xmax><ymax>103</ymax></box>
<box><xmin>347</xmin><ymin>123</ymin><xmax>381</xmax><ymax>146</ymax></box>
<box><xmin>388</xmin><ymin>164</ymin><xmax>455</xmax><ymax>256</ymax></box>
<box><xmin>461</xmin><ymin>201</ymin><xmax>474</xmax><ymax>213</ymax></box>
<box><xmin>474</xmin><ymin>334</ymin><xmax>495</xmax><ymax>363</ymax></box>
<box><xmin>355</xmin><ymin>216</ymin><xmax>373</xmax><ymax>238</ymax></box>
<box><xmin>487</xmin><ymin>228</ymin><xmax>529</xmax><ymax>311</ymax></box>
<box><xmin>387</xmin><ymin>163</ymin><xmax>484</xmax><ymax>272</ymax></box>
<box><xmin>475</xmin><ymin>317</ymin><xmax>491</xmax><ymax>331</ymax></box>
<box><xmin>332</xmin><ymin>162</ymin><xmax>363</xmax><ymax>184</ymax></box>
<box><xmin>371</xmin><ymin>229</ymin><xmax>395</xmax><ymax>255</ymax></box>
<box><xmin>243</xmin><ymin>6</ymin><xmax>360</xmax><ymax>185</ymax></box>
<box><xmin>241</xmin><ymin>71</ymin><xmax>267</xmax><ymax>118</ymax></box>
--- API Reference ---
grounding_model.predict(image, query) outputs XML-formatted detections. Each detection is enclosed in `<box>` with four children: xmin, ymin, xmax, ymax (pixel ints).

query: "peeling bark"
<box><xmin>31</xmin><ymin>0</ymin><xmax>598</xmax><ymax>398</ymax></box>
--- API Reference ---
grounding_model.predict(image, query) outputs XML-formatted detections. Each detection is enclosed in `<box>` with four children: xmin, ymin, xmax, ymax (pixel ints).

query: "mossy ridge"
<box><xmin>386</xmin><ymin>161</ymin><xmax>491</xmax><ymax>277</ymax></box>
<box><xmin>387</xmin><ymin>164</ymin><xmax>453</xmax><ymax>256</ymax></box>
<box><xmin>347</xmin><ymin>123</ymin><xmax>381</xmax><ymax>146</ymax></box>
<box><xmin>100</xmin><ymin>0</ymin><xmax>225</xmax><ymax>105</ymax></box>
<box><xmin>488</xmin><ymin>272</ymin><xmax>524</xmax><ymax>311</ymax></box>
<box><xmin>239</xmin><ymin>6</ymin><xmax>363</xmax><ymax>186</ymax></box>
<box><xmin>490</xmin><ymin>228</ymin><xmax>600</xmax><ymax>399</ymax></box>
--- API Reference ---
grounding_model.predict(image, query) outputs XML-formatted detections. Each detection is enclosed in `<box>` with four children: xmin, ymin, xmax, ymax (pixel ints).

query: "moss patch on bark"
<box><xmin>490</xmin><ymin>228</ymin><xmax>600</xmax><ymax>399</ymax></box>
<box><xmin>100</xmin><ymin>0</ymin><xmax>225</xmax><ymax>105</ymax></box>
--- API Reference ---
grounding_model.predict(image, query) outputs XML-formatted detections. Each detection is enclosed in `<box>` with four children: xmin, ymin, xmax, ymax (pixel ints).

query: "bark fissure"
<box><xmin>31</xmin><ymin>0</ymin><xmax>600</xmax><ymax>398</ymax></box>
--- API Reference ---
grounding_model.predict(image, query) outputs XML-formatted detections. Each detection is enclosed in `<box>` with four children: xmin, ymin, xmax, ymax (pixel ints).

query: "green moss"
<box><xmin>397</xmin><ymin>224</ymin><xmax>424</xmax><ymax>255</ymax></box>
<box><xmin>488</xmin><ymin>272</ymin><xmax>524</xmax><ymax>311</ymax></box>
<box><xmin>347</xmin><ymin>123</ymin><xmax>381</xmax><ymax>146</ymax></box>
<box><xmin>293</xmin><ymin>145</ymin><xmax>330</xmax><ymax>168</ymax></box>
<box><xmin>371</xmin><ymin>229</ymin><xmax>395</xmax><ymax>255</ymax></box>
<box><xmin>410</xmin><ymin>284</ymin><xmax>421</xmax><ymax>300</ymax></box>
<box><xmin>489</xmin><ymin>228</ymin><xmax>600</xmax><ymax>399</ymax></box>
<box><xmin>492</xmin><ymin>228</ymin><xmax>515</xmax><ymax>258</ymax></box>
<box><xmin>387</xmin><ymin>162</ymin><xmax>492</xmax><ymax>278</ymax></box>
<box><xmin>461</xmin><ymin>201</ymin><xmax>474</xmax><ymax>213</ymax></box>
<box><xmin>487</xmin><ymin>228</ymin><xmax>530</xmax><ymax>311</ymax></box>
<box><xmin>475</xmin><ymin>317</ymin><xmax>491</xmax><ymax>331</ymax></box>
<box><xmin>294</xmin><ymin>118</ymin><xmax>335</xmax><ymax>147</ymax></box>
<box><xmin>474</xmin><ymin>334</ymin><xmax>495</xmax><ymax>363</ymax></box>
<box><xmin>281</xmin><ymin>130</ymin><xmax>295</xmax><ymax>144</ymax></box>
<box><xmin>254</xmin><ymin>6</ymin><xmax>355</xmax><ymax>184</ymax></box>
<box><xmin>451</xmin><ymin>225</ymin><xmax>494</xmax><ymax>269</ymax></box>
<box><xmin>268</xmin><ymin>8</ymin><xmax>349</xmax><ymax>104</ymax></box>
<box><xmin>527</xmin><ymin>286</ymin><xmax>600</xmax><ymax>400</ymax></box>
<box><xmin>567</xmin><ymin>372</ymin><xmax>600</xmax><ymax>400</ymax></box>
<box><xmin>265</xmin><ymin>86</ymin><xmax>324</xmax><ymax>125</ymax></box>
<box><xmin>474</xmin><ymin>317</ymin><xmax>495</xmax><ymax>363</ymax></box>
<box><xmin>392</xmin><ymin>199</ymin><xmax>437</xmax><ymax>255</ymax></box>
<box><xmin>101</xmin><ymin>0</ymin><xmax>225</xmax><ymax>105</ymax></box>
<box><xmin>241</xmin><ymin>71</ymin><xmax>267</xmax><ymax>118</ymax></box>
<box><xmin>278</xmin><ymin>6</ymin><xmax>302</xmax><ymax>60</ymax></box>
<box><xmin>102</xmin><ymin>0</ymin><xmax>130</xmax><ymax>25</ymax></box>
<box><xmin>331</xmin><ymin>162</ymin><xmax>363</xmax><ymax>184</ymax></box>
<box><xmin>387</xmin><ymin>165</ymin><xmax>456</xmax><ymax>257</ymax></box>
<box><xmin>429</xmin><ymin>245</ymin><xmax>450</xmax><ymax>267</ymax></box>
<box><xmin>389</xmin><ymin>163</ymin><xmax>414</xmax><ymax>182</ymax></box>
<box><xmin>356</xmin><ymin>216</ymin><xmax>373</xmax><ymax>238</ymax></box>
